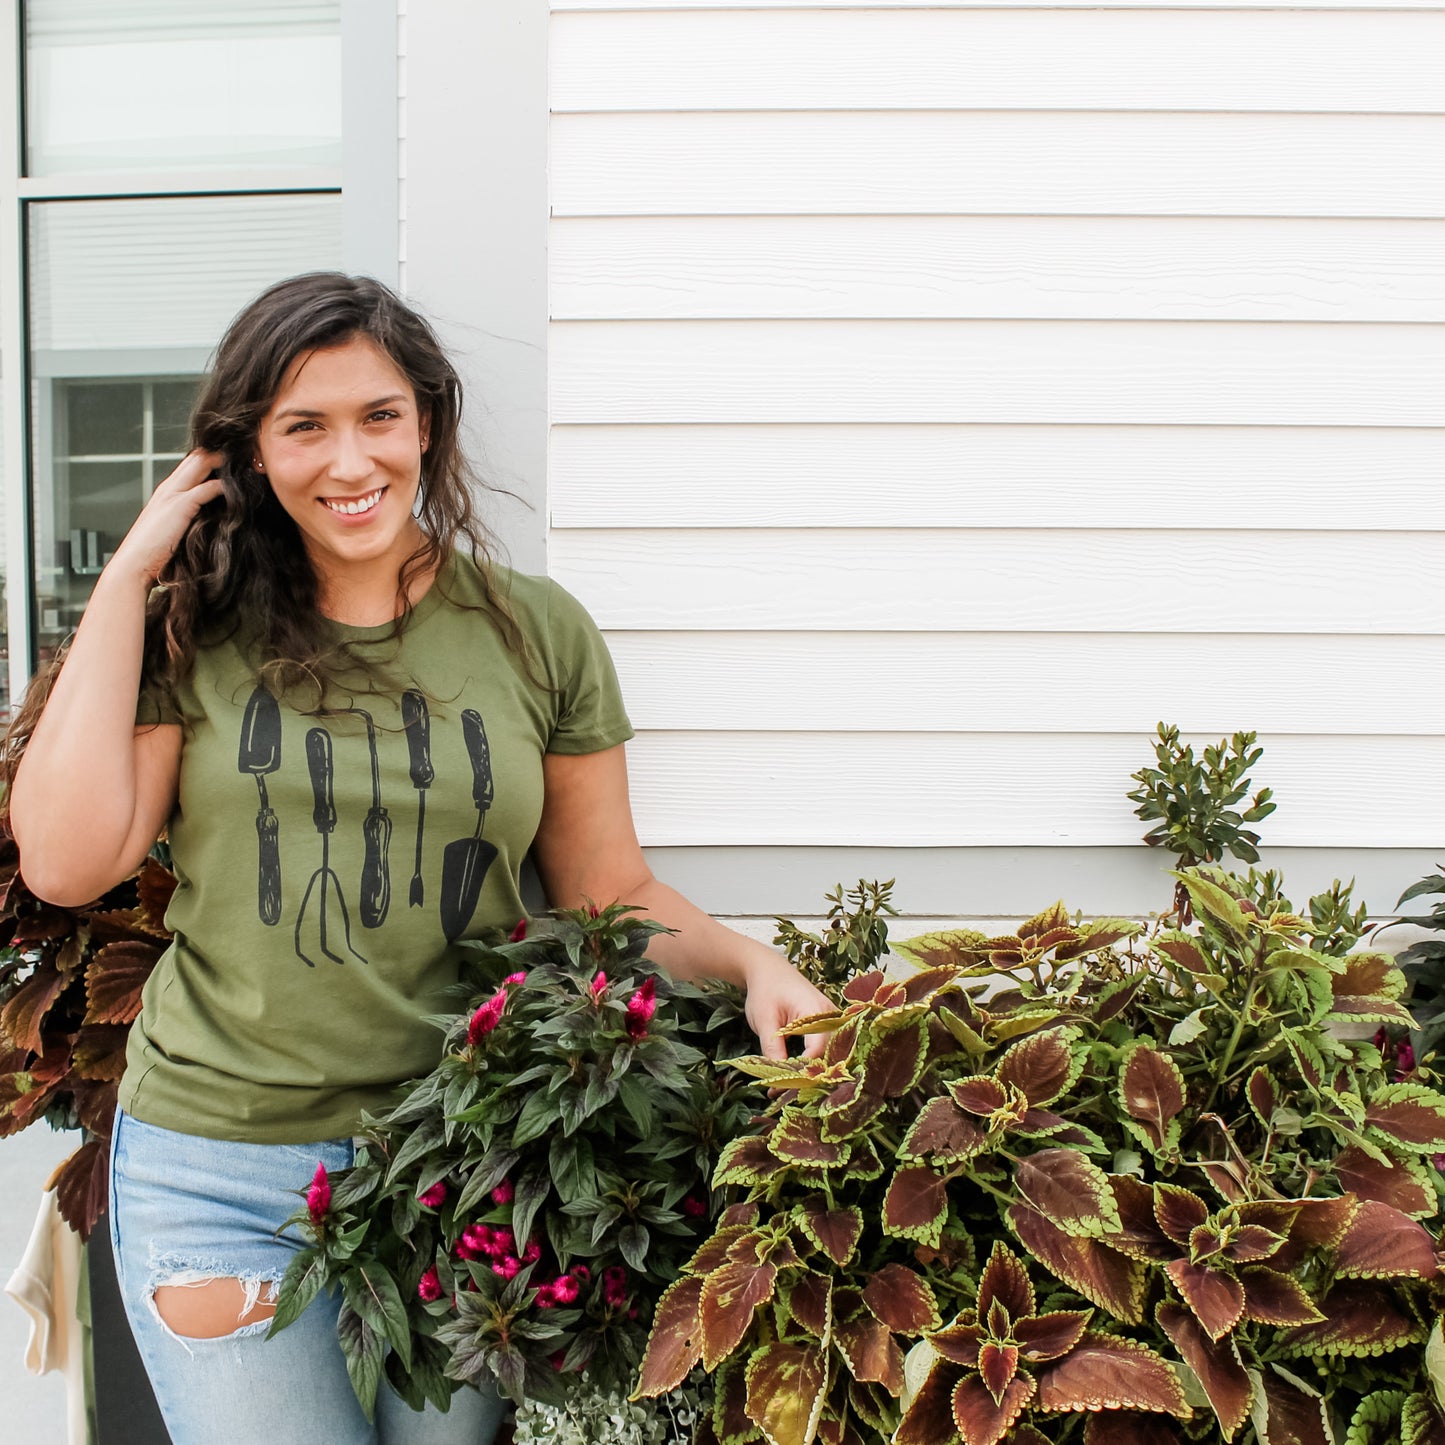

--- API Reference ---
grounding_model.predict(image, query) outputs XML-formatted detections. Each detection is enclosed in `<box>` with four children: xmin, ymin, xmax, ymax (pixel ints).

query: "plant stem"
<box><xmin>1201</xmin><ymin>943</ymin><xmax>1264</xmax><ymax>1116</ymax></box>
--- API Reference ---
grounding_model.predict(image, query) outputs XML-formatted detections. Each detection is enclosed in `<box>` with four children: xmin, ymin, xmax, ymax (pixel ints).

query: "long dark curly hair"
<box><xmin>3</xmin><ymin>272</ymin><xmax>528</xmax><ymax>794</ymax></box>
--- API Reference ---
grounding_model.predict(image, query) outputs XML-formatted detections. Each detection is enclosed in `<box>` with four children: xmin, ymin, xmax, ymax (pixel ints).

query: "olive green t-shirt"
<box><xmin>118</xmin><ymin>556</ymin><xmax>633</xmax><ymax>1143</ymax></box>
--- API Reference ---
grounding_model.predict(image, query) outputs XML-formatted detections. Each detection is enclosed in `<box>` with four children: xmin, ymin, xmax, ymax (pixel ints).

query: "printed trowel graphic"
<box><xmin>238</xmin><ymin>686</ymin><xmax>283</xmax><ymax>925</ymax></box>
<box><xmin>440</xmin><ymin>708</ymin><xmax>497</xmax><ymax>942</ymax></box>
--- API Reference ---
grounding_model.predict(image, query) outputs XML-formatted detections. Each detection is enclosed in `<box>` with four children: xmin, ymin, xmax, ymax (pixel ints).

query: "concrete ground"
<box><xmin>2</xmin><ymin>1124</ymin><xmax>80</xmax><ymax>1444</ymax></box>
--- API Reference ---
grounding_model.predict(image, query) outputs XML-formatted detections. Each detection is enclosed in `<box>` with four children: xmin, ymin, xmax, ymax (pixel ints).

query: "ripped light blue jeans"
<box><xmin>109</xmin><ymin>1109</ymin><xmax>507</xmax><ymax>1445</ymax></box>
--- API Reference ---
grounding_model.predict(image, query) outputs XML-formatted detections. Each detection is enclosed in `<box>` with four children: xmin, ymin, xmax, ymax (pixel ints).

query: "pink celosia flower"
<box><xmin>681</xmin><ymin>1194</ymin><xmax>706</xmax><ymax>1218</ymax></box>
<box><xmin>550</xmin><ymin>1351</ymin><xmax>567</xmax><ymax>1371</ymax></box>
<box><xmin>625</xmin><ymin>978</ymin><xmax>657</xmax><ymax>1041</ymax></box>
<box><xmin>492</xmin><ymin>1256</ymin><xmax>521</xmax><ymax>1281</ymax></box>
<box><xmin>418</xmin><ymin>1182</ymin><xmax>447</xmax><ymax>1208</ymax></box>
<box><xmin>503</xmin><ymin>972</ymin><xmax>526</xmax><ymax>987</ymax></box>
<box><xmin>1397</xmin><ymin>1040</ymin><xmax>1417</xmax><ymax>1077</ymax></box>
<box><xmin>418</xmin><ymin>1268</ymin><xmax>443</xmax><ymax>1302</ymax></box>
<box><xmin>463</xmin><ymin>1224</ymin><xmax>495</xmax><ymax>1256</ymax></box>
<box><xmin>602</xmin><ymin>1265</ymin><xmax>629</xmax><ymax>1308</ymax></box>
<box><xmin>589</xmin><ymin>970</ymin><xmax>607</xmax><ymax>999</ymax></box>
<box><xmin>534</xmin><ymin>1282</ymin><xmax>557</xmax><ymax>1308</ymax></box>
<box><xmin>521</xmin><ymin>1238</ymin><xmax>542</xmax><ymax>1265</ymax></box>
<box><xmin>570</xmin><ymin>1264</ymin><xmax>590</xmax><ymax>1283</ymax></box>
<box><xmin>491</xmin><ymin>1226</ymin><xmax>516</xmax><ymax>1258</ymax></box>
<box><xmin>491</xmin><ymin>1179</ymin><xmax>515</xmax><ymax>1206</ymax></box>
<box><xmin>509</xmin><ymin>919</ymin><xmax>528</xmax><ymax>942</ymax></box>
<box><xmin>467</xmin><ymin>989</ymin><xmax>508</xmax><ymax>1044</ymax></box>
<box><xmin>586</xmin><ymin>903</ymin><xmax>600</xmax><ymax>919</ymax></box>
<box><xmin>306</xmin><ymin>1163</ymin><xmax>331</xmax><ymax>1224</ymax></box>
<box><xmin>551</xmin><ymin>1275</ymin><xmax>580</xmax><ymax>1305</ymax></box>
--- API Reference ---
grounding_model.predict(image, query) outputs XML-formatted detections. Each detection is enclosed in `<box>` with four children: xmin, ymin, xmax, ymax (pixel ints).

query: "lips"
<box><xmin>321</xmin><ymin>487</ymin><xmax>386</xmax><ymax>517</ymax></box>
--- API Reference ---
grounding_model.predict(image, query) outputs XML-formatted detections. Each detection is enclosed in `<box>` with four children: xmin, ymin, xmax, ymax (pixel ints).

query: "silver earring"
<box><xmin>254</xmin><ymin>459</ymin><xmax>264</xmax><ymax>472</ymax></box>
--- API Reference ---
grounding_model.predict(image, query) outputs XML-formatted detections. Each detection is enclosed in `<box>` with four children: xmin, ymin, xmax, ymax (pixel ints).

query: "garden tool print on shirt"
<box><xmin>295</xmin><ymin>726</ymin><xmax>369</xmax><ymax>967</ymax></box>
<box><xmin>235</xmin><ymin>698</ymin><xmax>499</xmax><ymax>958</ymax></box>
<box><xmin>237</xmin><ymin>685</ymin><xmax>284</xmax><ymax>925</ymax></box>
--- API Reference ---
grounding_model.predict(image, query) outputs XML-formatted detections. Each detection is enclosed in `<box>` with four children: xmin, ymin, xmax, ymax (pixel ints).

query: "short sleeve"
<box><xmin>135</xmin><ymin>684</ymin><xmax>182</xmax><ymax>727</ymax></box>
<box><xmin>544</xmin><ymin>581</ymin><xmax>635</xmax><ymax>755</ymax></box>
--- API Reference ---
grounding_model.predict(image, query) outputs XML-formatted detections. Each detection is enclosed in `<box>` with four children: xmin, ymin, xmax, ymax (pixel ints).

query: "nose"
<box><xmin>327</xmin><ymin>425</ymin><xmax>374</xmax><ymax>485</ymax></box>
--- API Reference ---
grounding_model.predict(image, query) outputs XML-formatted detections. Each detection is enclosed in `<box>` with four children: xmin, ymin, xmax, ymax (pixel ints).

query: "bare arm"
<box><xmin>8</xmin><ymin>450</ymin><xmax>223</xmax><ymax>903</ymax></box>
<box><xmin>532</xmin><ymin>746</ymin><xmax>831</xmax><ymax>1059</ymax></box>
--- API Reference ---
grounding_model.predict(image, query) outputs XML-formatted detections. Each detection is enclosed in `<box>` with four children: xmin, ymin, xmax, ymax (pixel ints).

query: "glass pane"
<box><xmin>65</xmin><ymin>380</ymin><xmax>143</xmax><ymax>455</ymax></box>
<box><xmin>153</xmin><ymin>379</ymin><xmax>199</xmax><ymax>453</ymax></box>
<box><xmin>29</xmin><ymin>194</ymin><xmax>342</xmax><ymax>657</ymax></box>
<box><xmin>25</xmin><ymin>0</ymin><xmax>342</xmax><ymax>177</ymax></box>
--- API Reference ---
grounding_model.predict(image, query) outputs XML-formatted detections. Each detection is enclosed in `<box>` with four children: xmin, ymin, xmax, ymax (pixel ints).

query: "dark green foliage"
<box><xmin>775</xmin><ymin>880</ymin><xmax>898</xmax><ymax>1002</ymax></box>
<box><xmin>1389</xmin><ymin>868</ymin><xmax>1445</xmax><ymax>1068</ymax></box>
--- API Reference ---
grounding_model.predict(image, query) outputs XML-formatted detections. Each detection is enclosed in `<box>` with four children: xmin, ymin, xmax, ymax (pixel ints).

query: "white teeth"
<box><xmin>324</xmin><ymin>489</ymin><xmax>383</xmax><ymax>516</ymax></box>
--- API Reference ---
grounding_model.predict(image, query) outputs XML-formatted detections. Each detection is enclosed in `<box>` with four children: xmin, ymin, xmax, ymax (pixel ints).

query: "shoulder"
<box><xmin>441</xmin><ymin>552</ymin><xmax>598</xmax><ymax>650</ymax></box>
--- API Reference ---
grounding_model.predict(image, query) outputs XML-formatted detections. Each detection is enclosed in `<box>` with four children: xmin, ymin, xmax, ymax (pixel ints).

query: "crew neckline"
<box><xmin>326</xmin><ymin>552</ymin><xmax>455</xmax><ymax>641</ymax></box>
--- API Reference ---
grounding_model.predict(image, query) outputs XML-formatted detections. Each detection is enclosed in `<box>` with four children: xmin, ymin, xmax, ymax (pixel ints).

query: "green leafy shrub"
<box><xmin>271</xmin><ymin>903</ymin><xmax>756</xmax><ymax>1421</ymax></box>
<box><xmin>638</xmin><ymin>870</ymin><xmax>1445</xmax><ymax>1445</ymax></box>
<box><xmin>1388</xmin><ymin>868</ymin><xmax>1445</xmax><ymax>1069</ymax></box>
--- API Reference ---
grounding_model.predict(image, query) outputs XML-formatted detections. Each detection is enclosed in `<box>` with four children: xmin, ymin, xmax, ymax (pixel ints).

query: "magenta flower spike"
<box><xmin>306</xmin><ymin>1162</ymin><xmax>331</xmax><ymax>1224</ymax></box>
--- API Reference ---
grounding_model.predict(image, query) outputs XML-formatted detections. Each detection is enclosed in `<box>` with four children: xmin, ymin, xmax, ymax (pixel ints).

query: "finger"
<box><xmin>758</xmin><ymin>1023</ymin><xmax>786</xmax><ymax>1061</ymax></box>
<box><xmin>158</xmin><ymin>449</ymin><xmax>225</xmax><ymax>492</ymax></box>
<box><xmin>800</xmin><ymin>1032</ymin><xmax>826</xmax><ymax>1060</ymax></box>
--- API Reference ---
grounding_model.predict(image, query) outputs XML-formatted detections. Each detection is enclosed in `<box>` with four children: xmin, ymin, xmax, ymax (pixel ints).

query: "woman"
<box><xmin>4</xmin><ymin>273</ymin><xmax>828</xmax><ymax>1444</ymax></box>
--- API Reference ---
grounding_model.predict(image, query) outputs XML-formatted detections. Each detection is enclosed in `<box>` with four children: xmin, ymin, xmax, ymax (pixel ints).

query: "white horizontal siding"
<box><xmin>557</xmin><ymin>0</ymin><xmax>1445</xmax><ymax>10</ymax></box>
<box><xmin>553</xmin><ymin>10</ymin><xmax>1445</xmax><ymax>113</ymax></box>
<box><xmin>546</xmin><ymin>3</ymin><xmax>1445</xmax><ymax>872</ymax></box>
<box><xmin>552</xmin><ymin>113</ymin><xmax>1445</xmax><ymax>218</ymax></box>
<box><xmin>550</xmin><ymin>530</ymin><xmax>1444</xmax><ymax>634</ymax></box>
<box><xmin>608</xmin><ymin>634</ymin><xmax>1445</xmax><ymax>735</ymax></box>
<box><xmin>551</xmin><ymin>320</ymin><xmax>1445</xmax><ymax>427</ymax></box>
<box><xmin>551</xmin><ymin>217</ymin><xmax>1445</xmax><ymax>323</ymax></box>
<box><xmin>550</xmin><ymin>425</ymin><xmax>1445</xmax><ymax>530</ymax></box>
<box><xmin>625</xmin><ymin>734</ymin><xmax>1445</xmax><ymax>848</ymax></box>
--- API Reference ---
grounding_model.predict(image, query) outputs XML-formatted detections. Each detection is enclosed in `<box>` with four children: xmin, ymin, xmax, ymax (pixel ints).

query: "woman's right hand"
<box><xmin>108</xmin><ymin>448</ymin><xmax>227</xmax><ymax>584</ymax></box>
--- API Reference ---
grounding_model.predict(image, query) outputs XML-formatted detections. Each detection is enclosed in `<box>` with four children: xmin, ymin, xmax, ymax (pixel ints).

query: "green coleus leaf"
<box><xmin>1175</xmin><ymin>871</ymin><xmax>1255</xmax><ymax>945</ymax></box>
<box><xmin>744</xmin><ymin>1340</ymin><xmax>828</xmax><ymax>1445</ymax></box>
<box><xmin>1345</xmin><ymin>1390</ymin><xmax>1410</xmax><ymax>1445</ymax></box>
<box><xmin>888</xmin><ymin>928</ymin><xmax>992</xmax><ymax>972</ymax></box>
<box><xmin>881</xmin><ymin>1165</ymin><xmax>948</xmax><ymax>1248</ymax></box>
<box><xmin>1402</xmin><ymin>1392</ymin><xmax>1445</xmax><ymax>1445</ymax></box>
<box><xmin>1365</xmin><ymin>1082</ymin><xmax>1445</xmax><ymax>1153</ymax></box>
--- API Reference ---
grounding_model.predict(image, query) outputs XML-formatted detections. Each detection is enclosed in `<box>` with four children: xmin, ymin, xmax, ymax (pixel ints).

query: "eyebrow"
<box><xmin>272</xmin><ymin>393</ymin><xmax>410</xmax><ymax>422</ymax></box>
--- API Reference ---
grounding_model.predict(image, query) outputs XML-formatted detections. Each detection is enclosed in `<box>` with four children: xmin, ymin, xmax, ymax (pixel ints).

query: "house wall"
<box><xmin>533</xmin><ymin>0</ymin><xmax>1445</xmax><ymax>925</ymax></box>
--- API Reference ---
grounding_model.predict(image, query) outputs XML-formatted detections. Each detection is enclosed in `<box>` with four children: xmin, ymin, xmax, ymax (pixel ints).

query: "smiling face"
<box><xmin>255</xmin><ymin>335</ymin><xmax>429</xmax><ymax>596</ymax></box>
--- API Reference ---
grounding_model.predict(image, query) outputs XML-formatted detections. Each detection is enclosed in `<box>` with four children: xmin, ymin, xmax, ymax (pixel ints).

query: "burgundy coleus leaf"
<box><xmin>952</xmin><ymin>1373</ymin><xmax>1035</xmax><ymax>1445</ymax></box>
<box><xmin>833</xmin><ymin>1313</ymin><xmax>904</xmax><ymax>1393</ymax></box>
<box><xmin>1153</xmin><ymin>933</ymin><xmax>1210</xmax><ymax>975</ymax></box>
<box><xmin>714</xmin><ymin>1135</ymin><xmax>788</xmax><ymax>1187</ymax></box>
<box><xmin>638</xmin><ymin>1276</ymin><xmax>705</xmax><ymax>1396</ymax></box>
<box><xmin>929</xmin><ymin>1316</ymin><xmax>984</xmax><ymax>1367</ymax></box>
<box><xmin>1014</xmin><ymin>1311</ymin><xmax>1091</xmax><ymax>1363</ymax></box>
<box><xmin>857</xmin><ymin>1019</ymin><xmax>929</xmax><ymax>1098</ymax></box>
<box><xmin>1364</xmin><ymin>1083</ymin><xmax>1445</xmax><ymax>1153</ymax></box>
<box><xmin>1019</xmin><ymin>901</ymin><xmax>1071</xmax><ymax>940</ymax></box>
<box><xmin>1089</xmin><ymin>975</ymin><xmax>1144</xmax><ymax>1025</ymax></box>
<box><xmin>978</xmin><ymin>1241</ymin><xmax>1035</xmax><ymax>1322</ymax></box>
<box><xmin>1285</xmin><ymin>1195</ymin><xmax>1358</xmax><ymax>1250</ymax></box>
<box><xmin>136</xmin><ymin>857</ymin><xmax>179</xmax><ymax>929</ymax></box>
<box><xmin>1335</xmin><ymin>1198</ymin><xmax>1440</xmax><ymax>1280</ymax></box>
<box><xmin>1008</xmin><ymin>1205</ymin><xmax>1146</xmax><ymax>1324</ymax></box>
<box><xmin>1108</xmin><ymin>1177</ymin><xmax>1174</xmax><ymax>1263</ymax></box>
<box><xmin>1259</xmin><ymin>1369</ymin><xmax>1330</xmax><ymax>1445</ymax></box>
<box><xmin>701</xmin><ymin>1262</ymin><xmax>778</xmax><ymax>1370</ymax></box>
<box><xmin>883</xmin><ymin>1166</ymin><xmax>948</xmax><ymax>1247</ymax></box>
<box><xmin>83</xmin><ymin>940</ymin><xmax>161</xmax><ymax>1025</ymax></box>
<box><xmin>1330</xmin><ymin>951</ymin><xmax>1405</xmax><ymax>1009</ymax></box>
<box><xmin>0</xmin><ymin>962</ymin><xmax>68</xmax><ymax>1055</ymax></box>
<box><xmin>1154</xmin><ymin>1184</ymin><xmax>1210</xmax><ymax>1247</ymax></box>
<box><xmin>1034</xmin><ymin>1332</ymin><xmax>1189</xmax><ymax>1417</ymax></box>
<box><xmin>10</xmin><ymin>905</ymin><xmax>74</xmax><ymax>944</ymax></box>
<box><xmin>977</xmin><ymin>1343</ymin><xmax>1018</xmax><ymax>1404</ymax></box>
<box><xmin>1279</xmin><ymin>1280</ymin><xmax>1426</xmax><ymax>1358</ymax></box>
<box><xmin>1014</xmin><ymin>1149</ymin><xmax>1119</xmax><ymax>1238</ymax></box>
<box><xmin>948</xmin><ymin>1075</ymin><xmax>1014</xmax><ymax>1120</ymax></box>
<box><xmin>1246</xmin><ymin>1068</ymin><xmax>1278</xmax><ymax>1130</ymax></box>
<box><xmin>1334</xmin><ymin>1146</ymin><xmax>1434</xmax><ymax>1218</ymax></box>
<box><xmin>772</xmin><ymin>1109</ymin><xmax>851</xmax><ymax>1167</ymax></box>
<box><xmin>786</xmin><ymin>1273</ymin><xmax>832</xmax><ymax>1341</ymax></box>
<box><xmin>50</xmin><ymin>1136</ymin><xmax>109</xmax><ymax>1241</ymax></box>
<box><xmin>1118</xmin><ymin>1042</ymin><xmax>1186</xmax><ymax>1153</ymax></box>
<box><xmin>842</xmin><ymin>970</ymin><xmax>889</xmax><ymax>1004</ymax></box>
<box><xmin>1157</xmin><ymin>1301</ymin><xmax>1252</xmax><ymax>1439</ymax></box>
<box><xmin>690</xmin><ymin>1225</ymin><xmax>751</xmax><ymax>1275</ymax></box>
<box><xmin>793</xmin><ymin>1196</ymin><xmax>864</xmax><ymax>1267</ymax></box>
<box><xmin>1166</xmin><ymin>1260</ymin><xmax>1245</xmax><ymax>1340</ymax></box>
<box><xmin>744</xmin><ymin>1340</ymin><xmax>827</xmax><ymax>1445</ymax></box>
<box><xmin>1220</xmin><ymin>1224</ymin><xmax>1287</xmax><ymax>1264</ymax></box>
<box><xmin>995</xmin><ymin>1026</ymin><xmax>1081</xmax><ymax>1109</ymax></box>
<box><xmin>71</xmin><ymin>1023</ymin><xmax>130</xmax><ymax>1082</ymax></box>
<box><xmin>1082</xmin><ymin>1415</ymin><xmax>1182</xmax><ymax>1445</ymax></box>
<box><xmin>1403</xmin><ymin>1394</ymin><xmax>1445</xmax><ymax>1445</ymax></box>
<box><xmin>899</xmin><ymin>1097</ymin><xmax>989</xmax><ymax>1166</ymax></box>
<box><xmin>712</xmin><ymin>1359</ymin><xmax>759</xmax><ymax>1445</ymax></box>
<box><xmin>1234</xmin><ymin>1201</ymin><xmax>1301</xmax><ymax>1237</ymax></box>
<box><xmin>818</xmin><ymin>1079</ymin><xmax>885</xmax><ymax>1141</ymax></box>
<box><xmin>722</xmin><ymin>1201</ymin><xmax>761</xmax><ymax>1229</ymax></box>
<box><xmin>823</xmin><ymin>1016</ymin><xmax>861</xmax><ymax>1067</ymax></box>
<box><xmin>862</xmin><ymin>1262</ymin><xmax>941</xmax><ymax>1334</ymax></box>
<box><xmin>895</xmin><ymin>1362</ymin><xmax>963</xmax><ymax>1445</ymax></box>
<box><xmin>1237</xmin><ymin>1267</ymin><xmax>1325</xmax><ymax>1327</ymax></box>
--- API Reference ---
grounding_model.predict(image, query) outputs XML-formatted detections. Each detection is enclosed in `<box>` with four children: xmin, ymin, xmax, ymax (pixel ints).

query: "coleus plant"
<box><xmin>271</xmin><ymin>903</ymin><xmax>757</xmax><ymax>1422</ymax></box>
<box><xmin>0</xmin><ymin>823</ymin><xmax>172</xmax><ymax>1236</ymax></box>
<box><xmin>637</xmin><ymin>868</ymin><xmax>1445</xmax><ymax>1445</ymax></box>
